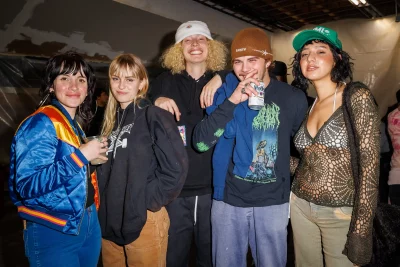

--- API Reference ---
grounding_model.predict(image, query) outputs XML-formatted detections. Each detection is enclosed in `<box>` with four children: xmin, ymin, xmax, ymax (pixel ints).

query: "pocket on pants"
<box><xmin>127</xmin><ymin>207</ymin><xmax>169</xmax><ymax>249</ymax></box>
<box><xmin>337</xmin><ymin>206</ymin><xmax>353</xmax><ymax>218</ymax></box>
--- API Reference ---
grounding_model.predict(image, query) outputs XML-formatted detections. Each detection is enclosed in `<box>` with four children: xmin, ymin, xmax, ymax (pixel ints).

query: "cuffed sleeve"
<box><xmin>193</xmin><ymin>99</ymin><xmax>237</xmax><ymax>152</ymax></box>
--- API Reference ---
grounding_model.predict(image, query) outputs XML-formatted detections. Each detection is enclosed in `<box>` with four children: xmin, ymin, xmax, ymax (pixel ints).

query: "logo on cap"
<box><xmin>236</xmin><ymin>48</ymin><xmax>246</xmax><ymax>52</ymax></box>
<box><xmin>313</xmin><ymin>26</ymin><xmax>330</xmax><ymax>35</ymax></box>
<box><xmin>186</xmin><ymin>25</ymin><xmax>192</xmax><ymax>28</ymax></box>
<box><xmin>253</xmin><ymin>49</ymin><xmax>271</xmax><ymax>56</ymax></box>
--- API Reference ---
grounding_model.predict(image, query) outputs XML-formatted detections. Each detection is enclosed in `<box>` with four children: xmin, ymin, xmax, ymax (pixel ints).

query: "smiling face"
<box><xmin>300</xmin><ymin>41</ymin><xmax>336</xmax><ymax>83</ymax></box>
<box><xmin>110</xmin><ymin>67</ymin><xmax>145</xmax><ymax>109</ymax></box>
<box><xmin>181</xmin><ymin>34</ymin><xmax>209</xmax><ymax>65</ymax></box>
<box><xmin>232</xmin><ymin>56</ymin><xmax>271</xmax><ymax>82</ymax></box>
<box><xmin>50</xmin><ymin>70</ymin><xmax>88</xmax><ymax>118</ymax></box>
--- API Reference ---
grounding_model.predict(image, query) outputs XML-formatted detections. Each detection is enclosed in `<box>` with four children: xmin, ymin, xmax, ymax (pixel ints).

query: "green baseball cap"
<box><xmin>292</xmin><ymin>26</ymin><xmax>342</xmax><ymax>52</ymax></box>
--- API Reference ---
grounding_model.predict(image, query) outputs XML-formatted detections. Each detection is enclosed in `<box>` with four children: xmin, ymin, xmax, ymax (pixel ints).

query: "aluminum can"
<box><xmin>248</xmin><ymin>81</ymin><xmax>265</xmax><ymax>110</ymax></box>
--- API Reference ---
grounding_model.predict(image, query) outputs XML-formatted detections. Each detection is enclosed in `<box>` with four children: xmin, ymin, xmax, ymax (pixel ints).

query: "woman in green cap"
<box><xmin>289</xmin><ymin>26</ymin><xmax>380</xmax><ymax>267</ymax></box>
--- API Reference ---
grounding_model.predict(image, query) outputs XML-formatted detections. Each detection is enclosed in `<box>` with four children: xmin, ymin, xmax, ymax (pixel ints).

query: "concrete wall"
<box><xmin>0</xmin><ymin>0</ymin><xmax>262</xmax><ymax>63</ymax></box>
<box><xmin>0</xmin><ymin>0</ymin><xmax>182</xmax><ymax>62</ymax></box>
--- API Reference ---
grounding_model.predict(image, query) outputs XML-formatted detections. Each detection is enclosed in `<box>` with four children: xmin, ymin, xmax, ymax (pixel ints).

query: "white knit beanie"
<box><xmin>175</xmin><ymin>21</ymin><xmax>213</xmax><ymax>44</ymax></box>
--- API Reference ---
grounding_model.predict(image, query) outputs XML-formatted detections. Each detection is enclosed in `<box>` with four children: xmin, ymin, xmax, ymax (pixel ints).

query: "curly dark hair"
<box><xmin>291</xmin><ymin>40</ymin><xmax>353</xmax><ymax>92</ymax></box>
<box><xmin>40</xmin><ymin>51</ymin><xmax>96</xmax><ymax>123</ymax></box>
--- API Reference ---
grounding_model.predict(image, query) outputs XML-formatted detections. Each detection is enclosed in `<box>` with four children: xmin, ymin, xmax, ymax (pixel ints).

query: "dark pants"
<box><xmin>166</xmin><ymin>194</ymin><xmax>212</xmax><ymax>267</ymax></box>
<box><xmin>389</xmin><ymin>185</ymin><xmax>400</xmax><ymax>267</ymax></box>
<box><xmin>389</xmin><ymin>184</ymin><xmax>400</xmax><ymax>206</ymax></box>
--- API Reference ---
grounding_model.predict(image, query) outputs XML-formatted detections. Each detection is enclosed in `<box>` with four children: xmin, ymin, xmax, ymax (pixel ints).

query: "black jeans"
<box><xmin>166</xmin><ymin>194</ymin><xmax>212</xmax><ymax>267</ymax></box>
<box><xmin>388</xmin><ymin>185</ymin><xmax>400</xmax><ymax>267</ymax></box>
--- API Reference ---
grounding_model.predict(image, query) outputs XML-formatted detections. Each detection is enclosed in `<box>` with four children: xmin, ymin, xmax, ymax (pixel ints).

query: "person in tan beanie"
<box><xmin>193</xmin><ymin>28</ymin><xmax>308</xmax><ymax>267</ymax></box>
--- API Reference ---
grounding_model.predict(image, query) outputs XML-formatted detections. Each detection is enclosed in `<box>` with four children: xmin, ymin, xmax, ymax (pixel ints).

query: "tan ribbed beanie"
<box><xmin>231</xmin><ymin>28</ymin><xmax>273</xmax><ymax>61</ymax></box>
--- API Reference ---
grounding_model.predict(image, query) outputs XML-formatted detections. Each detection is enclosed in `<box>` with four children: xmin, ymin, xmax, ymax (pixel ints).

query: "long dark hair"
<box><xmin>291</xmin><ymin>40</ymin><xmax>353</xmax><ymax>92</ymax></box>
<box><xmin>39</xmin><ymin>51</ymin><xmax>96</xmax><ymax>123</ymax></box>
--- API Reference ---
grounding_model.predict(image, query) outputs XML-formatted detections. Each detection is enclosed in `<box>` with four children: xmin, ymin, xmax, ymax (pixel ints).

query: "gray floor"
<box><xmin>1</xmin><ymin>190</ymin><xmax>295</xmax><ymax>267</ymax></box>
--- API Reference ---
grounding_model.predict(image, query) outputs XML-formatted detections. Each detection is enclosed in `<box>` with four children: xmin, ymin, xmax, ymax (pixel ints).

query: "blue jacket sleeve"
<box><xmin>212</xmin><ymin>136</ymin><xmax>234</xmax><ymax>200</ymax></box>
<box><xmin>193</xmin><ymin>74</ymin><xmax>239</xmax><ymax>152</ymax></box>
<box><xmin>10</xmin><ymin>114</ymin><xmax>88</xmax><ymax>200</ymax></box>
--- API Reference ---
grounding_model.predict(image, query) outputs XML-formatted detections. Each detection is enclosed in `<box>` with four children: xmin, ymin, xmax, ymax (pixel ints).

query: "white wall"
<box><xmin>270</xmin><ymin>16</ymin><xmax>400</xmax><ymax>117</ymax></box>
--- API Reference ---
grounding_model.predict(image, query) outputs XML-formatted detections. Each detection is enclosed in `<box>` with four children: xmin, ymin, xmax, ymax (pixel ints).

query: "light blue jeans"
<box><xmin>23</xmin><ymin>204</ymin><xmax>101</xmax><ymax>267</ymax></box>
<box><xmin>211</xmin><ymin>200</ymin><xmax>289</xmax><ymax>267</ymax></box>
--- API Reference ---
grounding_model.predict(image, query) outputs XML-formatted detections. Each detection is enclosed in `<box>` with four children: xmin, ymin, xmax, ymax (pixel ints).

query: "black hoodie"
<box><xmin>97</xmin><ymin>100</ymin><xmax>188</xmax><ymax>245</ymax></box>
<box><xmin>148</xmin><ymin>71</ymin><xmax>215</xmax><ymax>197</ymax></box>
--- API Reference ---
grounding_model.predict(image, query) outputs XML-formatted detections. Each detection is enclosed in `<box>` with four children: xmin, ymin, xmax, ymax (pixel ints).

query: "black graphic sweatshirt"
<box><xmin>97</xmin><ymin>100</ymin><xmax>188</xmax><ymax>245</ymax></box>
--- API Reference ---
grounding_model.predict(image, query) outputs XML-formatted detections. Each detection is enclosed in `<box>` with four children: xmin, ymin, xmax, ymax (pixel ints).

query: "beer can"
<box><xmin>248</xmin><ymin>81</ymin><xmax>265</xmax><ymax>110</ymax></box>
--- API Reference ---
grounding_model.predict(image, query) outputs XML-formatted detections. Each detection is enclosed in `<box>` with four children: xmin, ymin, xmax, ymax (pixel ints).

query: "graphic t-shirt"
<box><xmin>245</xmin><ymin>103</ymin><xmax>280</xmax><ymax>183</ymax></box>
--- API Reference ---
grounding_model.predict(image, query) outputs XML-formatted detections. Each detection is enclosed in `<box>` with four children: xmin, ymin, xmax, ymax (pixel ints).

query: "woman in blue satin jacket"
<box><xmin>8</xmin><ymin>51</ymin><xmax>108</xmax><ymax>267</ymax></box>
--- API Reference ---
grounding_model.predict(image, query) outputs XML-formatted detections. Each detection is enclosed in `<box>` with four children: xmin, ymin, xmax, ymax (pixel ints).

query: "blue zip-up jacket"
<box><xmin>9</xmin><ymin>100</ymin><xmax>98</xmax><ymax>234</ymax></box>
<box><xmin>193</xmin><ymin>73</ymin><xmax>308</xmax><ymax>207</ymax></box>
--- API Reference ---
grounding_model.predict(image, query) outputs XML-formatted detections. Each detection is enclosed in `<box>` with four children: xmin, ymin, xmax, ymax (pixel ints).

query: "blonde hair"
<box><xmin>160</xmin><ymin>39</ymin><xmax>228</xmax><ymax>74</ymax></box>
<box><xmin>102</xmin><ymin>54</ymin><xmax>149</xmax><ymax>136</ymax></box>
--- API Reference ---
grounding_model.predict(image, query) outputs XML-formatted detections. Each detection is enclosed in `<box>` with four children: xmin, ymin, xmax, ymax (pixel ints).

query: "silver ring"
<box><xmin>241</xmin><ymin>87</ymin><xmax>246</xmax><ymax>94</ymax></box>
<box><xmin>97</xmin><ymin>136</ymin><xmax>102</xmax><ymax>142</ymax></box>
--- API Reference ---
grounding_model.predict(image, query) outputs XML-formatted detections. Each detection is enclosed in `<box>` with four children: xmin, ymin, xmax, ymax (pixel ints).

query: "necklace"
<box><xmin>117</xmin><ymin>108</ymin><xmax>126</xmax><ymax>131</ymax></box>
<box><xmin>310</xmin><ymin>82</ymin><xmax>345</xmax><ymax>114</ymax></box>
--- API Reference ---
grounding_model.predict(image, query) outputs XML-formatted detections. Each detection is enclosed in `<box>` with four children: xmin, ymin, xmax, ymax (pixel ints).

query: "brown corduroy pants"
<box><xmin>101</xmin><ymin>207</ymin><xmax>170</xmax><ymax>267</ymax></box>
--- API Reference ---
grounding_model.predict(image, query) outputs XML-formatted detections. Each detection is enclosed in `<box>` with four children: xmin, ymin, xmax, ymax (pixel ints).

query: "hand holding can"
<box><xmin>248</xmin><ymin>81</ymin><xmax>265</xmax><ymax>110</ymax></box>
<box><xmin>82</xmin><ymin>135</ymin><xmax>108</xmax><ymax>165</ymax></box>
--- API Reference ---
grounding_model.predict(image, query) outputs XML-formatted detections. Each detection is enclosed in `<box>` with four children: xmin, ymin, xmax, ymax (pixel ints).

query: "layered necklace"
<box><xmin>117</xmin><ymin>108</ymin><xmax>126</xmax><ymax>131</ymax></box>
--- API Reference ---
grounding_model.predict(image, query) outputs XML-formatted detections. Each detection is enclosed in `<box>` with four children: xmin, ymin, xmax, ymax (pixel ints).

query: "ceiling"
<box><xmin>194</xmin><ymin>0</ymin><xmax>399</xmax><ymax>32</ymax></box>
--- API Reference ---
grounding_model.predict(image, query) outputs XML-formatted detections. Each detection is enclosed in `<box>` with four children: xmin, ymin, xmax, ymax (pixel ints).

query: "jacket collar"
<box><xmin>51</xmin><ymin>99</ymin><xmax>84</xmax><ymax>137</ymax></box>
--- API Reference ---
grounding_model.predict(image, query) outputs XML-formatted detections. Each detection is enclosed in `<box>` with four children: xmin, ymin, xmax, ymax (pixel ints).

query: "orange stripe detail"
<box><xmin>91</xmin><ymin>171</ymin><xmax>100</xmax><ymax>210</ymax></box>
<box><xmin>42</xmin><ymin>107</ymin><xmax>81</xmax><ymax>148</ymax></box>
<box><xmin>71</xmin><ymin>153</ymin><xmax>84</xmax><ymax>168</ymax></box>
<box><xmin>16</xmin><ymin>106</ymin><xmax>82</xmax><ymax>148</ymax></box>
<box><xmin>18</xmin><ymin>206</ymin><xmax>67</xmax><ymax>226</ymax></box>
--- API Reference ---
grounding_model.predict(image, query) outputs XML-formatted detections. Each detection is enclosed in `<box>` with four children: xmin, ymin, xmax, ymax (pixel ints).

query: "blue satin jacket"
<box><xmin>9</xmin><ymin>100</ymin><xmax>99</xmax><ymax>235</ymax></box>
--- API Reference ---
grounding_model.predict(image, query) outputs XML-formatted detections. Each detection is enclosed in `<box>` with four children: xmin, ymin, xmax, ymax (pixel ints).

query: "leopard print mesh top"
<box><xmin>291</xmin><ymin>87</ymin><xmax>380</xmax><ymax>265</ymax></box>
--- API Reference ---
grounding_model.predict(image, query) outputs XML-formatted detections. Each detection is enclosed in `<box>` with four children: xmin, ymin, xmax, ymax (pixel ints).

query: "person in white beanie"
<box><xmin>148</xmin><ymin>20</ymin><xmax>227</xmax><ymax>267</ymax></box>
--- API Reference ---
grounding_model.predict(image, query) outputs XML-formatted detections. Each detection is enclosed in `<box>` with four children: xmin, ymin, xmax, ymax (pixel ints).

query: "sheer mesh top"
<box><xmin>291</xmin><ymin>107</ymin><xmax>356</xmax><ymax>206</ymax></box>
<box><xmin>291</xmin><ymin>87</ymin><xmax>380</xmax><ymax>265</ymax></box>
